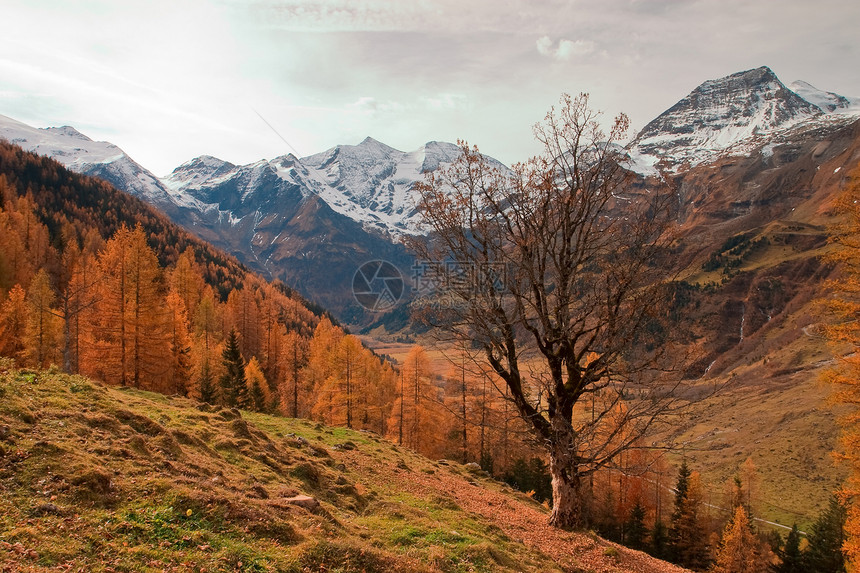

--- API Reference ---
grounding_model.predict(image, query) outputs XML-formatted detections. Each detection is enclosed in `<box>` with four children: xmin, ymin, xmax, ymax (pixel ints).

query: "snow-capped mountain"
<box><xmin>627</xmin><ymin>66</ymin><xmax>860</xmax><ymax>175</ymax></box>
<box><xmin>0</xmin><ymin>114</ymin><xmax>483</xmax><ymax>317</ymax></box>
<box><xmin>0</xmin><ymin>114</ymin><xmax>182</xmax><ymax>214</ymax></box>
<box><xmin>300</xmin><ymin>138</ymin><xmax>469</xmax><ymax>236</ymax></box>
<box><xmin>3</xmin><ymin>65</ymin><xmax>859</xmax><ymax>323</ymax></box>
<box><xmin>162</xmin><ymin>137</ymin><xmax>481</xmax><ymax>238</ymax></box>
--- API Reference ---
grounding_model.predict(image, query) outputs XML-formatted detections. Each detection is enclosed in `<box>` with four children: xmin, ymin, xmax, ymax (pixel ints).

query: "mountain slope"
<box><xmin>0</xmin><ymin>114</ymin><xmax>183</xmax><ymax>215</ymax></box>
<box><xmin>156</xmin><ymin>138</ymin><xmax>508</xmax><ymax>320</ymax></box>
<box><xmin>0</xmin><ymin>364</ymin><xmax>688</xmax><ymax>573</ymax></box>
<box><xmin>646</xmin><ymin>115</ymin><xmax>860</xmax><ymax>527</ymax></box>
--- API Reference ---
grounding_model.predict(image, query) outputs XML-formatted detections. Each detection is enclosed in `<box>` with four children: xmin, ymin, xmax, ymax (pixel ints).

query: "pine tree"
<box><xmin>220</xmin><ymin>328</ymin><xmax>248</xmax><ymax>409</ymax></box>
<box><xmin>650</xmin><ymin>520</ymin><xmax>670</xmax><ymax>560</ymax></box>
<box><xmin>626</xmin><ymin>501</ymin><xmax>648</xmax><ymax>550</ymax></box>
<box><xmin>199</xmin><ymin>359</ymin><xmax>217</xmax><ymax>404</ymax></box>
<box><xmin>803</xmin><ymin>496</ymin><xmax>847</xmax><ymax>573</ymax></box>
<box><xmin>773</xmin><ymin>524</ymin><xmax>803</xmax><ymax>573</ymax></box>
<box><xmin>669</xmin><ymin>461</ymin><xmax>710</xmax><ymax>569</ymax></box>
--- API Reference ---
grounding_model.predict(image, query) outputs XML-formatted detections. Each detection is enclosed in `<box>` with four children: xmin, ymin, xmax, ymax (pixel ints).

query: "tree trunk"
<box><xmin>548</xmin><ymin>427</ymin><xmax>587</xmax><ymax>529</ymax></box>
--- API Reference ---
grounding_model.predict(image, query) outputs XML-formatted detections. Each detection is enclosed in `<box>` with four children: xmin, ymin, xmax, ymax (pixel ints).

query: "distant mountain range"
<box><xmin>1</xmin><ymin>65</ymin><xmax>858</xmax><ymax>323</ymax></box>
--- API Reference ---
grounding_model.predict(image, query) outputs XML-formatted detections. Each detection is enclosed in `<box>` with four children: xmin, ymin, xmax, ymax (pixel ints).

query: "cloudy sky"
<box><xmin>2</xmin><ymin>0</ymin><xmax>858</xmax><ymax>174</ymax></box>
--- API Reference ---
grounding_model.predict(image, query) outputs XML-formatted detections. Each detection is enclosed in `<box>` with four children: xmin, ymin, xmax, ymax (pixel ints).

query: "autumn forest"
<box><xmin>2</xmin><ymin>135</ymin><xmax>860</xmax><ymax>572</ymax></box>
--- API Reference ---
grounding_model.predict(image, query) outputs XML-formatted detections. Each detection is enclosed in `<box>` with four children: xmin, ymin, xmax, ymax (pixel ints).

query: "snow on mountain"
<box><xmin>0</xmin><ymin>113</ymin><xmax>189</xmax><ymax>213</ymax></box>
<box><xmin>788</xmin><ymin>80</ymin><xmax>859</xmax><ymax>114</ymax></box>
<box><xmin>626</xmin><ymin>66</ymin><xmax>860</xmax><ymax>175</ymax></box>
<box><xmin>298</xmin><ymin>138</ymin><xmax>477</xmax><ymax>236</ymax></box>
<box><xmin>6</xmin><ymin>65</ymin><xmax>857</xmax><ymax>249</ymax></box>
<box><xmin>161</xmin><ymin>155</ymin><xmax>237</xmax><ymax>193</ymax></box>
<box><xmin>163</xmin><ymin>138</ymin><xmax>492</xmax><ymax>237</ymax></box>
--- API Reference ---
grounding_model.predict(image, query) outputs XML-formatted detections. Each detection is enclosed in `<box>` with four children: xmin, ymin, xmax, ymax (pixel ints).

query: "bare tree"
<box><xmin>412</xmin><ymin>93</ymin><xmax>684</xmax><ymax>529</ymax></box>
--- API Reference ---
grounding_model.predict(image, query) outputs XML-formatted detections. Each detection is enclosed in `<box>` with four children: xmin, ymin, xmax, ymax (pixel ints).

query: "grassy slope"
<box><xmin>670</xmin><ymin>217</ymin><xmax>847</xmax><ymax>531</ymax></box>
<box><xmin>0</xmin><ymin>364</ymin><xmax>687</xmax><ymax>573</ymax></box>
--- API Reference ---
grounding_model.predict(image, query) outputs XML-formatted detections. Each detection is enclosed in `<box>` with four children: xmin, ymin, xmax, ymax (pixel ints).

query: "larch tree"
<box><xmin>56</xmin><ymin>246</ymin><xmax>99</xmax><ymax>373</ymax></box>
<box><xmin>442</xmin><ymin>342</ymin><xmax>478</xmax><ymax>463</ymax></box>
<box><xmin>820</xmin><ymin>164</ymin><xmax>860</xmax><ymax>564</ymax></box>
<box><xmin>362</xmin><ymin>353</ymin><xmax>396</xmax><ymax>435</ymax></box>
<box><xmin>258</xmin><ymin>285</ymin><xmax>282</xmax><ymax>381</ymax></box>
<box><xmin>25</xmin><ymin>268</ymin><xmax>61</xmax><ymax>368</ymax></box>
<box><xmin>712</xmin><ymin>506</ymin><xmax>767</xmax><ymax>573</ymax></box>
<box><xmin>193</xmin><ymin>285</ymin><xmax>220</xmax><ymax>403</ymax></box>
<box><xmin>340</xmin><ymin>334</ymin><xmax>362</xmax><ymax>428</ymax></box>
<box><xmin>92</xmin><ymin>224</ymin><xmax>165</xmax><ymax>388</ymax></box>
<box><xmin>412</xmin><ymin>93</ymin><xmax>681</xmax><ymax>528</ymax></box>
<box><xmin>281</xmin><ymin>330</ymin><xmax>308</xmax><ymax>417</ymax></box>
<box><xmin>245</xmin><ymin>356</ymin><xmax>269</xmax><ymax>412</ymax></box>
<box><xmin>165</xmin><ymin>291</ymin><xmax>193</xmax><ymax>396</ymax></box>
<box><xmin>227</xmin><ymin>286</ymin><xmax>261</xmax><ymax>360</ymax></box>
<box><xmin>169</xmin><ymin>247</ymin><xmax>203</xmax><ymax>321</ymax></box>
<box><xmin>390</xmin><ymin>345</ymin><xmax>448</xmax><ymax>458</ymax></box>
<box><xmin>0</xmin><ymin>284</ymin><xmax>27</xmax><ymax>361</ymax></box>
<box><xmin>307</xmin><ymin>317</ymin><xmax>345</xmax><ymax>425</ymax></box>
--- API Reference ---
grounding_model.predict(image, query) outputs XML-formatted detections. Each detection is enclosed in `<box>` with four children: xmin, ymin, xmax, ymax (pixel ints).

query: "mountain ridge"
<box><xmin>2</xmin><ymin>66</ymin><xmax>859</xmax><ymax>321</ymax></box>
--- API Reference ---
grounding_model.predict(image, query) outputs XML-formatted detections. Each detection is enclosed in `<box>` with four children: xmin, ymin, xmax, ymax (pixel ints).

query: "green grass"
<box><xmin>0</xmin><ymin>364</ymin><xmax>587</xmax><ymax>572</ymax></box>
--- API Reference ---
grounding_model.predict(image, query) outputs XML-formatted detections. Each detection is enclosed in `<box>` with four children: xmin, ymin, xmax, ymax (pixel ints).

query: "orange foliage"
<box><xmin>821</xmin><ymin>164</ymin><xmax>860</xmax><ymax>563</ymax></box>
<box><xmin>0</xmin><ymin>140</ymin><xmax>541</xmax><ymax>478</ymax></box>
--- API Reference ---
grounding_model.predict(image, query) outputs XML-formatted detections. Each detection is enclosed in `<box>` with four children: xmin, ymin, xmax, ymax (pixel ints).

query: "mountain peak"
<box><xmin>723</xmin><ymin>65</ymin><xmax>777</xmax><ymax>83</ymax></box>
<box><xmin>162</xmin><ymin>154</ymin><xmax>237</xmax><ymax>192</ymax></box>
<box><xmin>353</xmin><ymin>136</ymin><xmax>400</xmax><ymax>156</ymax></box>
<box><xmin>628</xmin><ymin>66</ymin><xmax>825</xmax><ymax>173</ymax></box>
<box><xmin>45</xmin><ymin>125</ymin><xmax>93</xmax><ymax>142</ymax></box>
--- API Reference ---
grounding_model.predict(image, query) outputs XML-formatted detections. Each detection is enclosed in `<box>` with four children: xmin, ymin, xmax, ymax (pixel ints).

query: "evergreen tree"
<box><xmin>250</xmin><ymin>379</ymin><xmax>266</xmax><ymax>412</ymax></box>
<box><xmin>626</xmin><ymin>501</ymin><xmax>648</xmax><ymax>550</ymax></box>
<box><xmin>669</xmin><ymin>461</ymin><xmax>710</xmax><ymax>569</ymax></box>
<box><xmin>773</xmin><ymin>524</ymin><xmax>803</xmax><ymax>573</ymax></box>
<box><xmin>220</xmin><ymin>328</ymin><xmax>248</xmax><ymax>408</ymax></box>
<box><xmin>671</xmin><ymin>459</ymin><xmax>691</xmax><ymax>528</ymax></box>
<box><xmin>650</xmin><ymin>520</ymin><xmax>670</xmax><ymax>560</ymax></box>
<box><xmin>199</xmin><ymin>360</ymin><xmax>216</xmax><ymax>404</ymax></box>
<box><xmin>803</xmin><ymin>496</ymin><xmax>847</xmax><ymax>573</ymax></box>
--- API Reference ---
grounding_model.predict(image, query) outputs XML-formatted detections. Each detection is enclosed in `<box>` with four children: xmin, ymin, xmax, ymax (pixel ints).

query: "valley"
<box><xmin>2</xmin><ymin>62</ymin><xmax>860</xmax><ymax>570</ymax></box>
